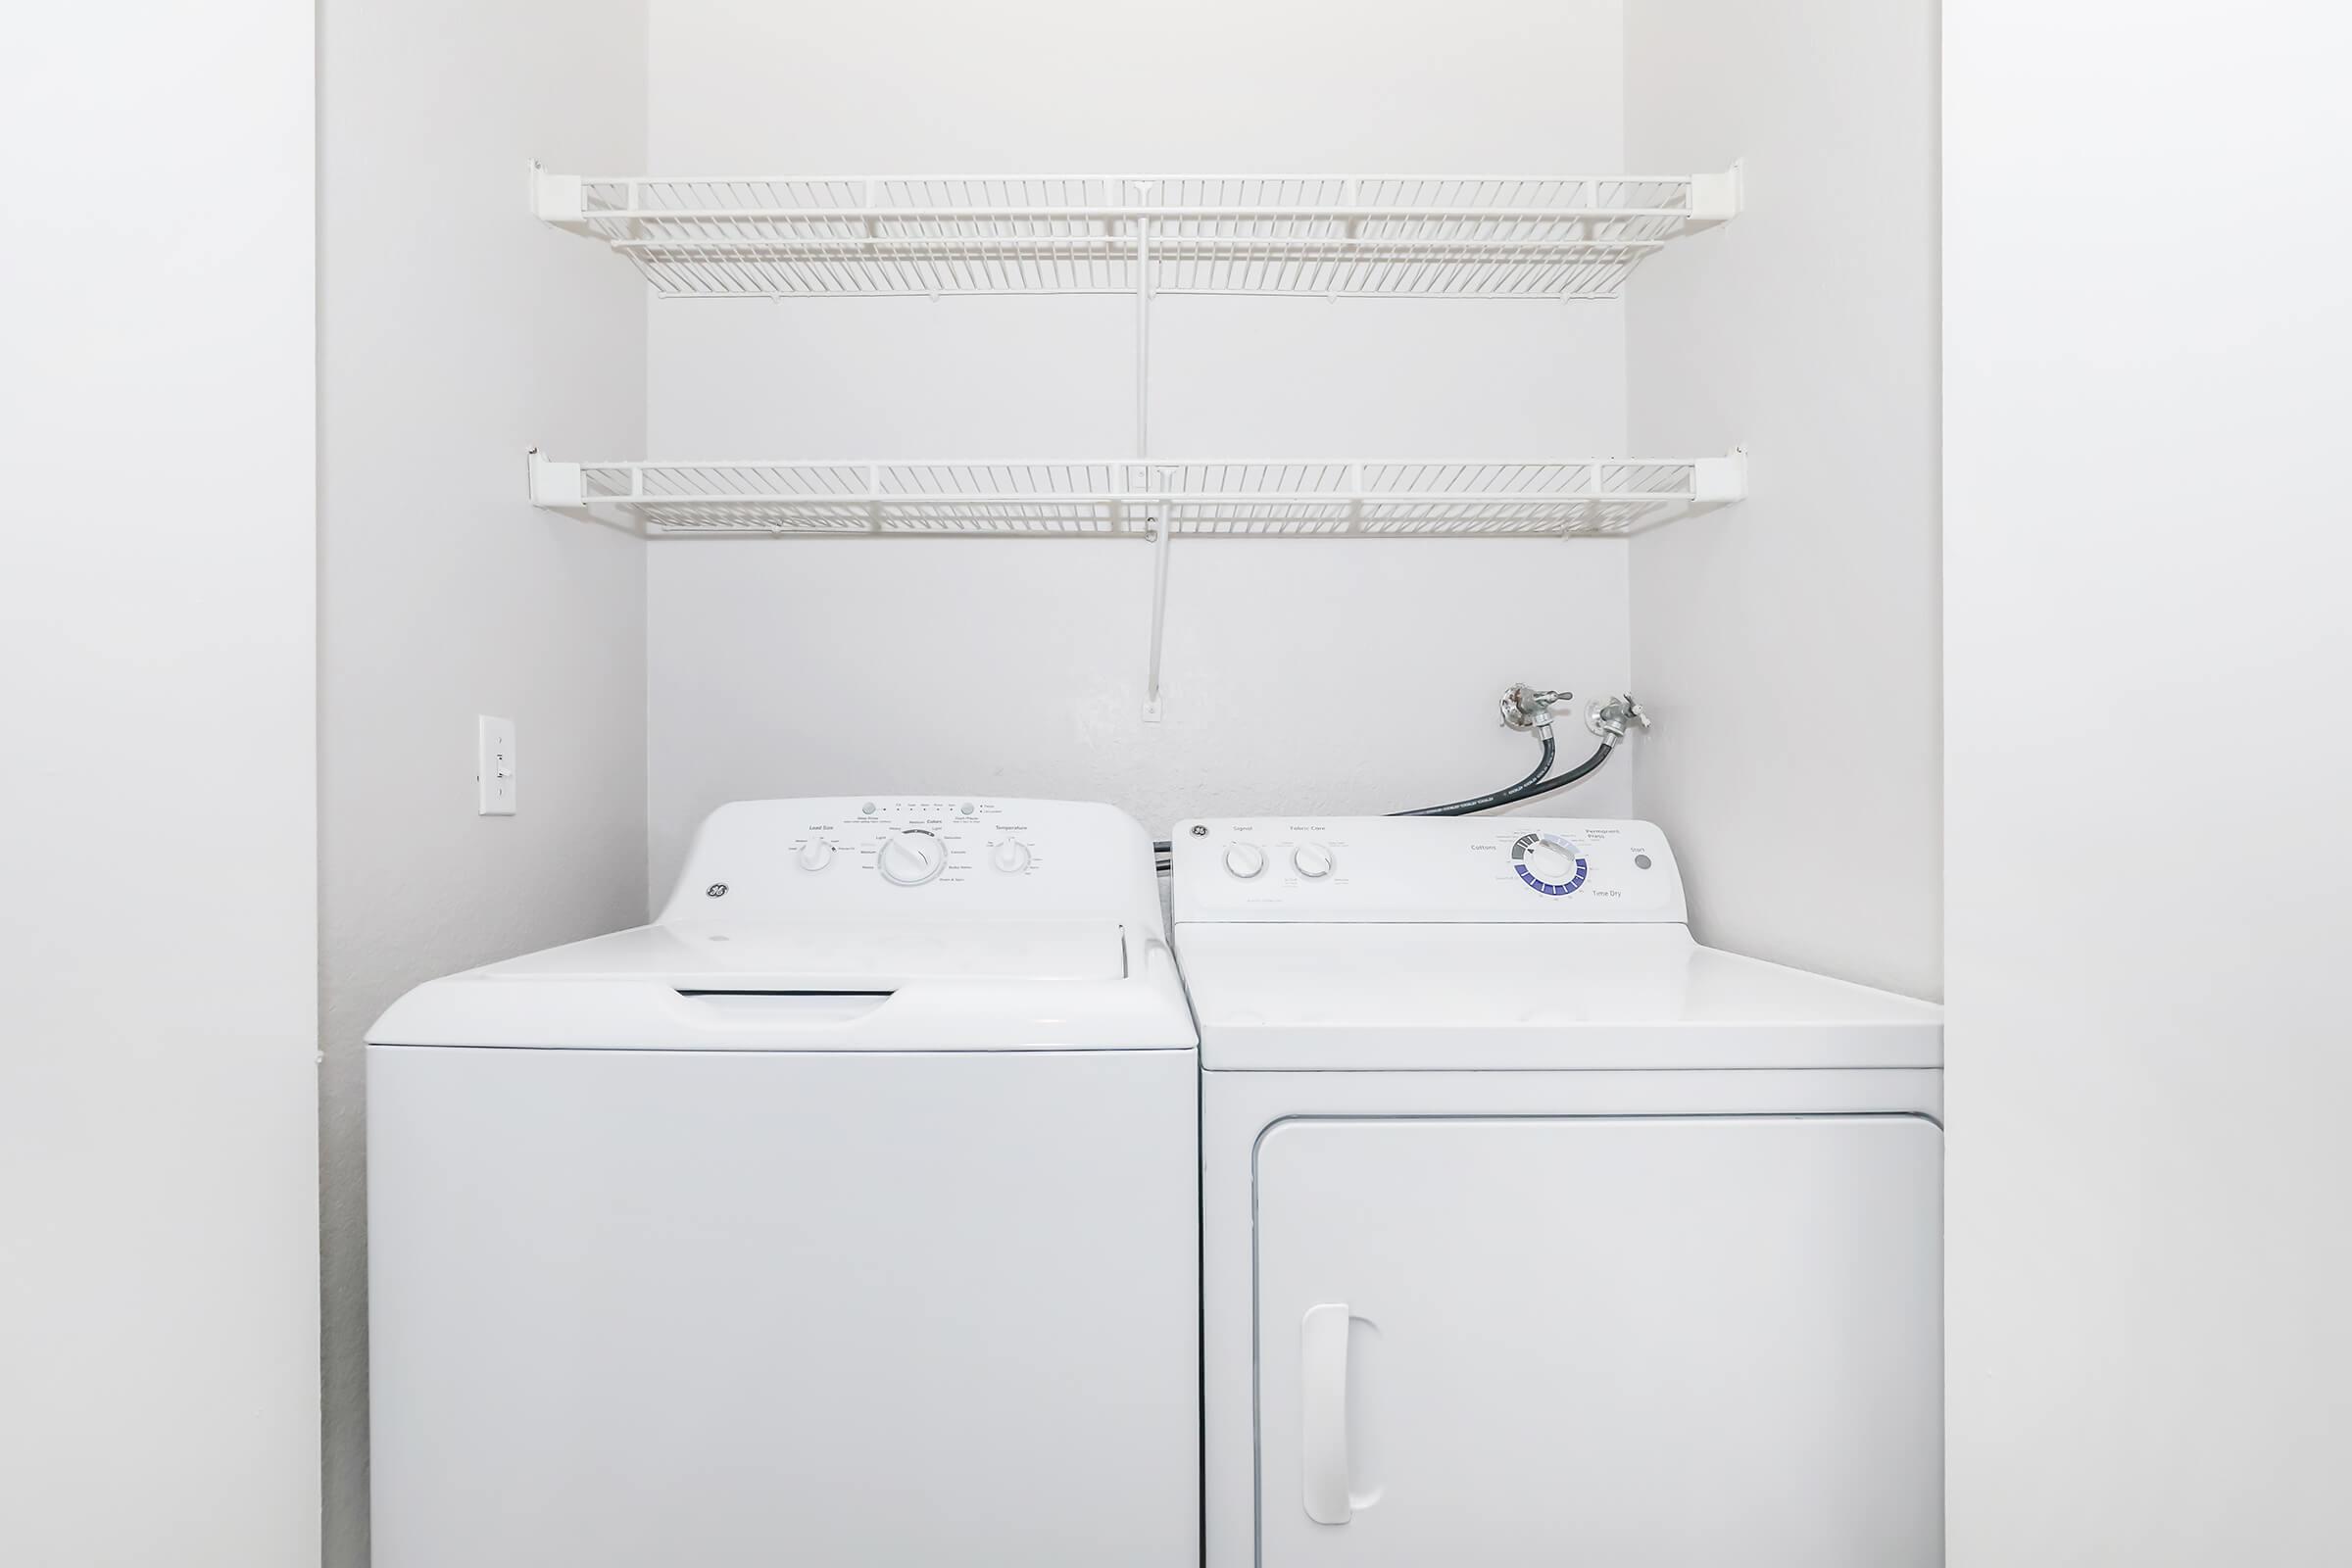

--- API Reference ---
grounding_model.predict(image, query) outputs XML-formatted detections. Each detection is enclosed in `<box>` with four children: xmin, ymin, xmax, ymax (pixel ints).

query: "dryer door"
<box><xmin>1254</xmin><ymin>1115</ymin><xmax>1942</xmax><ymax>1568</ymax></box>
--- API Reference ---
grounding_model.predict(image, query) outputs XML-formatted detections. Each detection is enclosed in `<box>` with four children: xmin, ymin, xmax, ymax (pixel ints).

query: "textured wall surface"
<box><xmin>0</xmin><ymin>4</ymin><xmax>321</xmax><ymax>1562</ymax></box>
<box><xmin>642</xmin><ymin>0</ymin><xmax>1639</xmax><ymax>891</ymax></box>
<box><xmin>317</xmin><ymin>2</ymin><xmax>648</xmax><ymax>1561</ymax></box>
<box><xmin>1624</xmin><ymin>0</ymin><xmax>1942</xmax><ymax>999</ymax></box>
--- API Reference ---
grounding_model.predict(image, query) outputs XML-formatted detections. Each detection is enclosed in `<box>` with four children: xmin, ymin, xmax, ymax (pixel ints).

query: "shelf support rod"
<box><xmin>1135</xmin><ymin>193</ymin><xmax>1152</xmax><ymax>463</ymax></box>
<box><xmin>1143</xmin><ymin>491</ymin><xmax>1173</xmax><ymax>725</ymax></box>
<box><xmin>1136</xmin><ymin>187</ymin><xmax>1168</xmax><ymax>722</ymax></box>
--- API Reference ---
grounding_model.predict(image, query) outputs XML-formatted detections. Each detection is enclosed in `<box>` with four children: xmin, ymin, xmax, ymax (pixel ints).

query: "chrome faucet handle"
<box><xmin>1499</xmin><ymin>684</ymin><xmax>1571</xmax><ymax>736</ymax></box>
<box><xmin>1586</xmin><ymin>694</ymin><xmax>1650</xmax><ymax>742</ymax></box>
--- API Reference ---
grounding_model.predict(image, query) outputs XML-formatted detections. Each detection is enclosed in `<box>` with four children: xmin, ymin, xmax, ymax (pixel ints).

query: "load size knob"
<box><xmin>876</xmin><ymin>829</ymin><xmax>947</xmax><ymax>886</ymax></box>
<box><xmin>797</xmin><ymin>837</ymin><xmax>835</xmax><ymax>871</ymax></box>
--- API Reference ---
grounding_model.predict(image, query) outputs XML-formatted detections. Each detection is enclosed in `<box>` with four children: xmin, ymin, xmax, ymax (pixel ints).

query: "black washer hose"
<box><xmin>1398</xmin><ymin>732</ymin><xmax>1618</xmax><ymax>816</ymax></box>
<box><xmin>1151</xmin><ymin>729</ymin><xmax>1620</xmax><ymax>860</ymax></box>
<box><xmin>1396</xmin><ymin>733</ymin><xmax>1557</xmax><ymax>816</ymax></box>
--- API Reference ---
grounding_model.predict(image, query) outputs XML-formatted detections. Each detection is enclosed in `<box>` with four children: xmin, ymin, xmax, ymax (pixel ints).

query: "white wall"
<box><xmin>643</xmin><ymin>0</ymin><xmax>1635</xmax><ymax>890</ymax></box>
<box><xmin>0</xmin><ymin>5</ymin><xmax>320</xmax><ymax>1564</ymax></box>
<box><xmin>1945</xmin><ymin>8</ymin><xmax>2352</xmax><ymax>1561</ymax></box>
<box><xmin>318</xmin><ymin>1</ymin><xmax>649</xmax><ymax>1561</ymax></box>
<box><xmin>1624</xmin><ymin>0</ymin><xmax>1941</xmax><ymax>999</ymax></box>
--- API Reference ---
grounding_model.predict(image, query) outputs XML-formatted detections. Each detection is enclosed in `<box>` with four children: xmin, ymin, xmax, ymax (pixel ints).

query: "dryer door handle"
<box><xmin>1301</xmin><ymin>1302</ymin><xmax>1353</xmax><ymax>1525</ymax></box>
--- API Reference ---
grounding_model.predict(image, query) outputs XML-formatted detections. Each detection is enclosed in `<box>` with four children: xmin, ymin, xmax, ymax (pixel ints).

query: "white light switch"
<box><xmin>476</xmin><ymin>715</ymin><xmax>516</xmax><ymax>815</ymax></box>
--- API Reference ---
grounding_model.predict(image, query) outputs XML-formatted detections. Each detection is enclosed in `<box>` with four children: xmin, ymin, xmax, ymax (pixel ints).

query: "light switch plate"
<box><xmin>476</xmin><ymin>715</ymin><xmax>516</xmax><ymax>815</ymax></box>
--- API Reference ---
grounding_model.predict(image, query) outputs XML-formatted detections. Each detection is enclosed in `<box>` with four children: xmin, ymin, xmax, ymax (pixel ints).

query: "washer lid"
<box><xmin>1176</xmin><ymin>922</ymin><xmax>1940</xmax><ymax>1071</ymax></box>
<box><xmin>368</xmin><ymin>917</ymin><xmax>1197</xmax><ymax>1052</ymax></box>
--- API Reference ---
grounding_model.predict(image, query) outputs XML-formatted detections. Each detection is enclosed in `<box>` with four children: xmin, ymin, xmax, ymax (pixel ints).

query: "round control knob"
<box><xmin>876</xmin><ymin>829</ymin><xmax>947</xmax><ymax>886</ymax></box>
<box><xmin>1293</xmin><ymin>843</ymin><xmax>1336</xmax><ymax>880</ymax></box>
<box><xmin>1511</xmin><ymin>831</ymin><xmax>1588</xmax><ymax>896</ymax></box>
<box><xmin>797</xmin><ymin>837</ymin><xmax>835</xmax><ymax>871</ymax></box>
<box><xmin>1522</xmin><ymin>836</ymin><xmax>1580</xmax><ymax>884</ymax></box>
<box><xmin>991</xmin><ymin>839</ymin><xmax>1032</xmax><ymax>874</ymax></box>
<box><xmin>1223</xmin><ymin>843</ymin><xmax>1267</xmax><ymax>879</ymax></box>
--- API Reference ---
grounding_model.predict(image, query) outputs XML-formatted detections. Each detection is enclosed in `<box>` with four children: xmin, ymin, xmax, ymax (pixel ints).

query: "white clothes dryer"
<box><xmin>1174</xmin><ymin>815</ymin><xmax>1943</xmax><ymax>1568</ymax></box>
<box><xmin>368</xmin><ymin>798</ymin><xmax>1198</xmax><ymax>1568</ymax></box>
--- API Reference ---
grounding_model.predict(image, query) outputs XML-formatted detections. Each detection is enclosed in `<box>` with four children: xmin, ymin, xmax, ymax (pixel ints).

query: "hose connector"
<box><xmin>1586</xmin><ymin>693</ymin><xmax>1650</xmax><ymax>746</ymax></box>
<box><xmin>1498</xmin><ymin>683</ymin><xmax>1570</xmax><ymax>740</ymax></box>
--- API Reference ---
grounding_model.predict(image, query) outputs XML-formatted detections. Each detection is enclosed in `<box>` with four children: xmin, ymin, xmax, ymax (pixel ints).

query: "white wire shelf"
<box><xmin>530</xmin><ymin>167</ymin><xmax>1741</xmax><ymax>299</ymax></box>
<box><xmin>526</xmin><ymin>453</ymin><xmax>1746</xmax><ymax>538</ymax></box>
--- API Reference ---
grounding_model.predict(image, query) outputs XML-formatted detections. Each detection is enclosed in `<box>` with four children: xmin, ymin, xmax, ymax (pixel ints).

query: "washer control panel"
<box><xmin>1171</xmin><ymin>816</ymin><xmax>1686</xmax><ymax>924</ymax></box>
<box><xmin>659</xmin><ymin>798</ymin><xmax>1153</xmax><ymax>921</ymax></box>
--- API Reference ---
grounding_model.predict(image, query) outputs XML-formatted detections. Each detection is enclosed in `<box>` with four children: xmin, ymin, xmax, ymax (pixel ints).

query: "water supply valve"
<box><xmin>1498</xmin><ymin>684</ymin><xmax>1571</xmax><ymax>738</ymax></box>
<box><xmin>1586</xmin><ymin>694</ymin><xmax>1651</xmax><ymax>743</ymax></box>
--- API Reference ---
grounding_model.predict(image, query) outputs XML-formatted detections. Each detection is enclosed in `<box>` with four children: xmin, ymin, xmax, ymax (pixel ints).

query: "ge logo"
<box><xmin>706</xmin><ymin>883</ymin><xmax>728</xmax><ymax>898</ymax></box>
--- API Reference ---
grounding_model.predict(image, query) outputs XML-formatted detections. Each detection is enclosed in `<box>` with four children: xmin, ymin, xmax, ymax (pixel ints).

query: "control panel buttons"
<box><xmin>990</xmin><ymin>839</ymin><xmax>1032</xmax><ymax>874</ymax></box>
<box><xmin>1292</xmin><ymin>843</ymin><xmax>1336</xmax><ymax>880</ymax></box>
<box><xmin>796</xmin><ymin>837</ymin><xmax>835</xmax><ymax>871</ymax></box>
<box><xmin>1223</xmin><ymin>843</ymin><xmax>1267</xmax><ymax>879</ymax></box>
<box><xmin>876</xmin><ymin>829</ymin><xmax>947</xmax><ymax>886</ymax></box>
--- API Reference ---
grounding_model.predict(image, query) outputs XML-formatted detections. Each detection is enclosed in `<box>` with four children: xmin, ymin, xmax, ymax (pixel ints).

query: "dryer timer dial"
<box><xmin>1511</xmin><ymin>832</ymin><xmax>1588</xmax><ymax>896</ymax></box>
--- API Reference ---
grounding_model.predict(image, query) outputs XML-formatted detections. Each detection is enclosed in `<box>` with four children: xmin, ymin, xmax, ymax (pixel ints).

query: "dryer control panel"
<box><xmin>658</xmin><ymin>797</ymin><xmax>1160</xmax><ymax>922</ymax></box>
<box><xmin>1170</xmin><ymin>816</ymin><xmax>1687</xmax><ymax>924</ymax></box>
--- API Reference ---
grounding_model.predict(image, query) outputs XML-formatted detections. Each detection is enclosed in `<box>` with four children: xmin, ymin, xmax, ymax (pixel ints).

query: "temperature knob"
<box><xmin>991</xmin><ymin>839</ymin><xmax>1032</xmax><ymax>873</ymax></box>
<box><xmin>1292</xmin><ymin>843</ymin><xmax>1336</xmax><ymax>879</ymax></box>
<box><xmin>1223</xmin><ymin>843</ymin><xmax>1266</xmax><ymax>879</ymax></box>
<box><xmin>797</xmin><ymin>837</ymin><xmax>835</xmax><ymax>871</ymax></box>
<box><xmin>877</xmin><ymin>829</ymin><xmax>947</xmax><ymax>886</ymax></box>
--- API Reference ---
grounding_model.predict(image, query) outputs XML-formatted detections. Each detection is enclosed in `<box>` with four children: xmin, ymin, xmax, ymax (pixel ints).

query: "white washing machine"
<box><xmin>1174</xmin><ymin>815</ymin><xmax>1944</xmax><ymax>1568</ymax></box>
<box><xmin>367</xmin><ymin>798</ymin><xmax>1199</xmax><ymax>1568</ymax></box>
